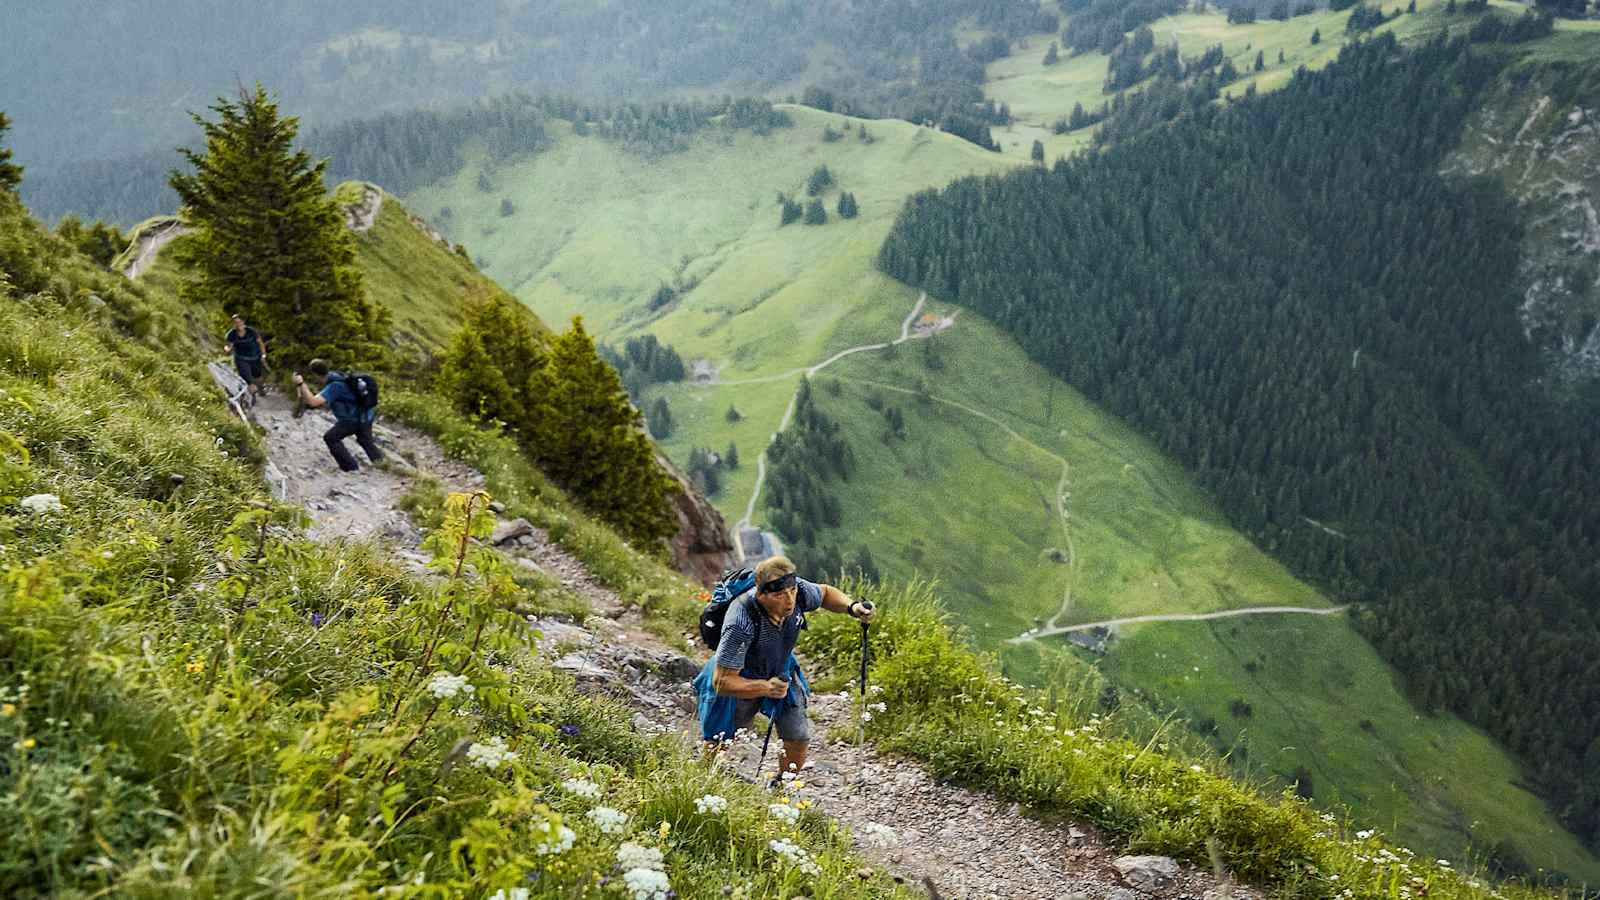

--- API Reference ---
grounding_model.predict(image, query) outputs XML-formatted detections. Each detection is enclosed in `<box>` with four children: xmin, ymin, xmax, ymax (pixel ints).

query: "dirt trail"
<box><xmin>238</xmin><ymin>388</ymin><xmax>1238</xmax><ymax>900</ymax></box>
<box><xmin>1008</xmin><ymin>605</ymin><xmax>1350</xmax><ymax>644</ymax></box>
<box><xmin>121</xmin><ymin>219</ymin><xmax>189</xmax><ymax>280</ymax></box>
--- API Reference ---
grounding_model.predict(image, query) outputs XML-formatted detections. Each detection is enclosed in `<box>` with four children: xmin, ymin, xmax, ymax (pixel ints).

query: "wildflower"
<box><xmin>869</xmin><ymin>702</ymin><xmax>887</xmax><ymax>713</ymax></box>
<box><xmin>860</xmin><ymin>711</ymin><xmax>872</xmax><ymax>723</ymax></box>
<box><xmin>658</xmin><ymin>821</ymin><xmax>671</xmax><ymax>839</ymax></box>
<box><xmin>185</xmin><ymin>660</ymin><xmax>205</xmax><ymax>674</ymax></box>
<box><xmin>465</xmin><ymin>736</ymin><xmax>518</xmax><ymax>769</ymax></box>
<box><xmin>0</xmin><ymin>703</ymin><xmax>14</xmax><ymax>717</ymax></box>
<box><xmin>426</xmin><ymin>672</ymin><xmax>475</xmax><ymax>700</ymax></box>
<box><xmin>489</xmin><ymin>889</ymin><xmax>531</xmax><ymax>900</ymax></box>
<box><xmin>869</xmin><ymin>685</ymin><xmax>883</xmax><ymax>695</ymax></box>
<box><xmin>622</xmin><ymin>866</ymin><xmax>671</xmax><ymax>900</ymax></box>
<box><xmin>1356</xmin><ymin>829</ymin><xmax>1375</xmax><ymax>840</ymax></box>
<box><xmin>562</xmin><ymin>777</ymin><xmax>601</xmax><ymax>800</ymax></box>
<box><xmin>858</xmin><ymin>822</ymin><xmax>900</xmax><ymax>849</ymax></box>
<box><xmin>533</xmin><ymin>823</ymin><xmax>576</xmax><ymax>856</ymax></box>
<box><xmin>694</xmin><ymin>794</ymin><xmax>728</xmax><ymax>814</ymax></box>
<box><xmin>559</xmin><ymin>723</ymin><xmax>581</xmax><ymax>737</ymax></box>
<box><xmin>768</xmin><ymin>803</ymin><xmax>800</xmax><ymax>825</ymax></box>
<box><xmin>1189</xmin><ymin>765</ymin><xmax>1204</xmax><ymax>773</ymax></box>
<box><xmin>768</xmin><ymin>838</ymin><xmax>821</xmax><ymax>876</ymax></box>
<box><xmin>587</xmin><ymin>806</ymin><xmax>628</xmax><ymax>834</ymax></box>
<box><xmin>310</xmin><ymin>612</ymin><xmax>326</xmax><ymax>628</ymax></box>
<box><xmin>617</xmin><ymin>842</ymin><xmax>664</xmax><ymax>871</ymax></box>
<box><xmin>19</xmin><ymin>494</ymin><xmax>63</xmax><ymax>515</ymax></box>
<box><xmin>1436</xmin><ymin>859</ymin><xmax>1450</xmax><ymax>867</ymax></box>
<box><xmin>16</xmin><ymin>738</ymin><xmax>36</xmax><ymax>751</ymax></box>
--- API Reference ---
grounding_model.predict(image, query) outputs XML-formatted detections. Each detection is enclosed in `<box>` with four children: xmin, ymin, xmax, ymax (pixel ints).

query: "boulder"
<box><xmin>1112</xmin><ymin>855</ymin><xmax>1179</xmax><ymax>893</ymax></box>
<box><xmin>662</xmin><ymin>654</ymin><xmax>702</xmax><ymax>682</ymax></box>
<box><xmin>491</xmin><ymin>517</ymin><xmax>535</xmax><ymax>546</ymax></box>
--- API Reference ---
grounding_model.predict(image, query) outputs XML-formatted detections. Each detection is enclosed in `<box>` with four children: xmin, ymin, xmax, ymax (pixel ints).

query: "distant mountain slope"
<box><xmin>879</xmin><ymin>33</ymin><xmax>1600</xmax><ymax>856</ymax></box>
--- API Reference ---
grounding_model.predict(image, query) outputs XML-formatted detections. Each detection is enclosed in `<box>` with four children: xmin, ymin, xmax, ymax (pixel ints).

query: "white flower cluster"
<box><xmin>561</xmin><ymin>777</ymin><xmax>601</xmax><ymax>800</ymax></box>
<box><xmin>622</xmin><ymin>867</ymin><xmax>672</xmax><ymax>900</ymax></box>
<box><xmin>466</xmin><ymin>736</ymin><xmax>518</xmax><ymax>769</ymax></box>
<box><xmin>694</xmin><ymin>794</ymin><xmax>727</xmax><ymax>814</ymax></box>
<box><xmin>868</xmin><ymin>701</ymin><xmax>887</xmax><ymax>713</ymax></box>
<box><xmin>617</xmin><ymin>842</ymin><xmax>664</xmax><ymax>871</ymax></box>
<box><xmin>768</xmin><ymin>838</ymin><xmax>820</xmax><ymax>876</ymax></box>
<box><xmin>767</xmin><ymin>802</ymin><xmax>800</xmax><ymax>825</ymax></box>
<box><xmin>586</xmin><ymin>805</ymin><xmax>628</xmax><ymax>834</ymax></box>
<box><xmin>857</xmin><ymin>822</ymin><xmax>900</xmax><ymax>849</ymax></box>
<box><xmin>19</xmin><ymin>494</ymin><xmax>63</xmax><ymax>515</ymax></box>
<box><xmin>532</xmin><ymin>820</ymin><xmax>575</xmax><ymax>856</ymax></box>
<box><xmin>488</xmin><ymin>889</ymin><xmax>530</xmax><ymax>900</ymax></box>
<box><xmin>427</xmin><ymin>672</ymin><xmax>474</xmax><ymax>700</ymax></box>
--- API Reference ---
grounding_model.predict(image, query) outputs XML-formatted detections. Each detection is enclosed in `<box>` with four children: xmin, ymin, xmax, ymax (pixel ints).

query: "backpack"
<box><xmin>339</xmin><ymin>373</ymin><xmax>380</xmax><ymax>412</ymax></box>
<box><xmin>699</xmin><ymin>567</ymin><xmax>757</xmax><ymax>649</ymax></box>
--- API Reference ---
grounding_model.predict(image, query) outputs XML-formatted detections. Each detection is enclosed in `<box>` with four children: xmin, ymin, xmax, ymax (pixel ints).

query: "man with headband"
<box><xmin>701</xmin><ymin>554</ymin><xmax>875</xmax><ymax>783</ymax></box>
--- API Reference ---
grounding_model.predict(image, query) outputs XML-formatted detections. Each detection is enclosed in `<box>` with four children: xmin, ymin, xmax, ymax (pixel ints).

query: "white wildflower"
<box><xmin>19</xmin><ymin>494</ymin><xmax>63</xmax><ymax>515</ymax></box>
<box><xmin>694</xmin><ymin>794</ymin><xmax>728</xmax><ymax>814</ymax></box>
<box><xmin>1356</xmin><ymin>829</ymin><xmax>1375</xmax><ymax>840</ymax></box>
<box><xmin>868</xmin><ymin>685</ymin><xmax>883</xmax><ymax>695</ymax></box>
<box><xmin>561</xmin><ymin>777</ymin><xmax>601</xmax><ymax>800</ymax></box>
<box><xmin>533</xmin><ymin>823</ymin><xmax>575</xmax><ymax>856</ymax></box>
<box><xmin>466</xmin><ymin>736</ymin><xmax>518</xmax><ymax>769</ymax></box>
<box><xmin>858</xmin><ymin>822</ymin><xmax>900</xmax><ymax>849</ymax></box>
<box><xmin>1436</xmin><ymin>859</ymin><xmax>1451</xmax><ymax>867</ymax></box>
<box><xmin>768</xmin><ymin>803</ymin><xmax>800</xmax><ymax>825</ymax></box>
<box><xmin>617</xmin><ymin>842</ymin><xmax>664</xmax><ymax>871</ymax></box>
<box><xmin>769</xmin><ymin>838</ymin><xmax>820</xmax><ymax>876</ymax></box>
<box><xmin>869</xmin><ymin>701</ymin><xmax>887</xmax><ymax>713</ymax></box>
<box><xmin>1189</xmin><ymin>765</ymin><xmax>1204</xmax><ymax>772</ymax></box>
<box><xmin>623</xmin><ymin>867</ymin><xmax>672</xmax><ymax>900</ymax></box>
<box><xmin>426</xmin><ymin>672</ymin><xmax>474</xmax><ymax>700</ymax></box>
<box><xmin>587</xmin><ymin>805</ymin><xmax>628</xmax><ymax>834</ymax></box>
<box><xmin>488</xmin><ymin>889</ymin><xmax>530</xmax><ymax>900</ymax></box>
<box><xmin>860</xmin><ymin>711</ymin><xmax>873</xmax><ymax>723</ymax></box>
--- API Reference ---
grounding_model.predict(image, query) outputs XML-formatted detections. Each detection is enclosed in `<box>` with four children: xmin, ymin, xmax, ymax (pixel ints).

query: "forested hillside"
<box><xmin>879</xmin><ymin>34</ymin><xmax>1600</xmax><ymax>854</ymax></box>
<box><xmin>11</xmin><ymin>0</ymin><xmax>1056</xmax><ymax>224</ymax></box>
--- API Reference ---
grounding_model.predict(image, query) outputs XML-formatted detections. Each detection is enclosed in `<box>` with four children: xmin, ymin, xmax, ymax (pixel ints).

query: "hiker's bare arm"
<box><xmin>293</xmin><ymin>375</ymin><xmax>327</xmax><ymax>408</ymax></box>
<box><xmin>712</xmin><ymin>666</ymin><xmax>788</xmax><ymax>699</ymax></box>
<box><xmin>820</xmin><ymin>584</ymin><xmax>875</xmax><ymax>622</ymax></box>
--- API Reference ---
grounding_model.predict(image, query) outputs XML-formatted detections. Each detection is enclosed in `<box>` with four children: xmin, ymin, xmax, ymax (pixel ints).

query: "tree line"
<box><xmin>878</xmin><ymin>35</ymin><xmax>1600</xmax><ymax>862</ymax></box>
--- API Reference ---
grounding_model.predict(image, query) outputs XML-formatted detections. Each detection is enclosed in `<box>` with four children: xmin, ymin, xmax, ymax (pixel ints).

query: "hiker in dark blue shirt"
<box><xmin>704</xmin><ymin>555</ymin><xmax>875</xmax><ymax>781</ymax></box>
<box><xmin>223</xmin><ymin>314</ymin><xmax>267</xmax><ymax>405</ymax></box>
<box><xmin>292</xmin><ymin>358</ymin><xmax>384</xmax><ymax>473</ymax></box>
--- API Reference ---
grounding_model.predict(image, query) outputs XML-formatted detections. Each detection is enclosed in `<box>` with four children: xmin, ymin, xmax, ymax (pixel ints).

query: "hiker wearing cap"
<box><xmin>293</xmin><ymin>359</ymin><xmax>384</xmax><ymax>472</ymax></box>
<box><xmin>696</xmin><ymin>555</ymin><xmax>875</xmax><ymax>782</ymax></box>
<box><xmin>224</xmin><ymin>314</ymin><xmax>267</xmax><ymax>405</ymax></box>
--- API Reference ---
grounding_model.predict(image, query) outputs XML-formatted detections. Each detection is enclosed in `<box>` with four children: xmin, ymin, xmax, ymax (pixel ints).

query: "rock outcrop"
<box><xmin>657</xmin><ymin>452</ymin><xmax>737</xmax><ymax>585</ymax></box>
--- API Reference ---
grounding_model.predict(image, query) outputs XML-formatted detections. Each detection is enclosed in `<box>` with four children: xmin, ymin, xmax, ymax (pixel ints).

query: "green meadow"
<box><xmin>403</xmin><ymin>25</ymin><xmax>1600</xmax><ymax>874</ymax></box>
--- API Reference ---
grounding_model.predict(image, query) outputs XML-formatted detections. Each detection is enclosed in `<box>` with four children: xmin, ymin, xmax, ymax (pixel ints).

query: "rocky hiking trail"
<box><xmin>244</xmin><ymin>393</ymin><xmax>1245</xmax><ymax>900</ymax></box>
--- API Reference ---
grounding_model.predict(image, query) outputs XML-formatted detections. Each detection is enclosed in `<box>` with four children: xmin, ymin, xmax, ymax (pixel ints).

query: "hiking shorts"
<box><xmin>235</xmin><ymin>357</ymin><xmax>264</xmax><ymax>384</ymax></box>
<box><xmin>732</xmin><ymin>694</ymin><xmax>810</xmax><ymax>743</ymax></box>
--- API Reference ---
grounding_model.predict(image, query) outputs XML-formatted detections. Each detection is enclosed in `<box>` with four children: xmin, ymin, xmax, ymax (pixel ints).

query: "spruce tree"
<box><xmin>1032</xmin><ymin>140</ymin><xmax>1046</xmax><ymax>164</ymax></box>
<box><xmin>0</xmin><ymin>112</ymin><xmax>20</xmax><ymax>193</ymax></box>
<box><xmin>1043</xmin><ymin>42</ymin><xmax>1060</xmax><ymax>65</ymax></box>
<box><xmin>725</xmin><ymin>441</ymin><xmax>740</xmax><ymax>469</ymax></box>
<box><xmin>540</xmin><ymin>318</ymin><xmax>679</xmax><ymax>547</ymax></box>
<box><xmin>648</xmin><ymin>395</ymin><xmax>674</xmax><ymax>439</ymax></box>
<box><xmin>169</xmin><ymin>85</ymin><xmax>386</xmax><ymax>364</ymax></box>
<box><xmin>804</xmin><ymin>199</ymin><xmax>828</xmax><ymax>225</ymax></box>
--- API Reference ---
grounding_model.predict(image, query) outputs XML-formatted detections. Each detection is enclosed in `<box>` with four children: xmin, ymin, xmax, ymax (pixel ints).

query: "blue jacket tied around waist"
<box><xmin>694</xmin><ymin>655</ymin><xmax>809</xmax><ymax>742</ymax></box>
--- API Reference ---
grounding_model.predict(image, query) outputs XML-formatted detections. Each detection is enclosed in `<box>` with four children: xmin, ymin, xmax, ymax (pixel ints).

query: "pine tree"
<box><xmin>805</xmin><ymin>164</ymin><xmax>834</xmax><ymax>196</ymax></box>
<box><xmin>438</xmin><ymin>293</ymin><xmax>547</xmax><ymax>430</ymax></box>
<box><xmin>725</xmin><ymin>441</ymin><xmax>740</xmax><ymax>469</ymax></box>
<box><xmin>1310</xmin><ymin>27</ymin><xmax>1322</xmax><ymax>44</ymax></box>
<box><xmin>169</xmin><ymin>85</ymin><xmax>387</xmax><ymax>365</ymax></box>
<box><xmin>0</xmin><ymin>112</ymin><xmax>22</xmax><ymax>193</ymax></box>
<box><xmin>836</xmin><ymin>192</ymin><xmax>859</xmax><ymax>219</ymax></box>
<box><xmin>1032</xmin><ymin>140</ymin><xmax>1046</xmax><ymax>164</ymax></box>
<box><xmin>540</xmin><ymin>318</ymin><xmax>679</xmax><ymax>546</ymax></box>
<box><xmin>648</xmin><ymin>396</ymin><xmax>674</xmax><ymax>439</ymax></box>
<box><xmin>1043</xmin><ymin>41</ymin><xmax>1060</xmax><ymax>65</ymax></box>
<box><xmin>804</xmin><ymin>199</ymin><xmax>828</xmax><ymax>225</ymax></box>
<box><xmin>1254</xmin><ymin>50</ymin><xmax>1265</xmax><ymax>71</ymax></box>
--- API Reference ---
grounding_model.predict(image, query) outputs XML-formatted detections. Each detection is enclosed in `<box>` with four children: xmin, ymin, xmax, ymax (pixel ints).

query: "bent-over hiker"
<box><xmin>293</xmin><ymin>359</ymin><xmax>384</xmax><ymax>472</ymax></box>
<box><xmin>694</xmin><ymin>555</ymin><xmax>875</xmax><ymax>784</ymax></box>
<box><xmin>224</xmin><ymin>314</ymin><xmax>267</xmax><ymax>405</ymax></box>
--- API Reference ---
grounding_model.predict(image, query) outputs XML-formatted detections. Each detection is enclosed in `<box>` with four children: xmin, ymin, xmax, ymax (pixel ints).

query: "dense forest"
<box><xmin>878</xmin><ymin>35</ymin><xmax>1600</xmax><ymax>863</ymax></box>
<box><xmin>12</xmin><ymin>0</ymin><xmax>1056</xmax><ymax>224</ymax></box>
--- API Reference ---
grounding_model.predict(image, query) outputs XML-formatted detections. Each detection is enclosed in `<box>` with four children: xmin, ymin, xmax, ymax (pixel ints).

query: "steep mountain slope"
<box><xmin>405</xmin><ymin>98</ymin><xmax>1600</xmax><ymax>875</ymax></box>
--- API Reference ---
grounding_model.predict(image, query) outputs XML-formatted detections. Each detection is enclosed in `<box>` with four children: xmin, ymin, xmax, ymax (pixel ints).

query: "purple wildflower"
<box><xmin>310</xmin><ymin>612</ymin><xmax>326</xmax><ymax>628</ymax></box>
<box><xmin>560</xmin><ymin>722</ymin><xmax>580</xmax><ymax>737</ymax></box>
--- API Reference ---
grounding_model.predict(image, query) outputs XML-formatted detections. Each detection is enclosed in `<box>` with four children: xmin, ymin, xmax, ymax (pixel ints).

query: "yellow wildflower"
<box><xmin>659</xmin><ymin>821</ymin><xmax>671</xmax><ymax>839</ymax></box>
<box><xmin>18</xmin><ymin>738</ymin><xmax>36</xmax><ymax>750</ymax></box>
<box><xmin>186</xmin><ymin>660</ymin><xmax>205</xmax><ymax>674</ymax></box>
<box><xmin>0</xmin><ymin>703</ymin><xmax>15</xmax><ymax>717</ymax></box>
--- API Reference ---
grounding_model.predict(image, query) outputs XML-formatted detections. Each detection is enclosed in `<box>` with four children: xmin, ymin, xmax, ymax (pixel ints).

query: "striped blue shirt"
<box><xmin>714</xmin><ymin>578</ymin><xmax>823</xmax><ymax>679</ymax></box>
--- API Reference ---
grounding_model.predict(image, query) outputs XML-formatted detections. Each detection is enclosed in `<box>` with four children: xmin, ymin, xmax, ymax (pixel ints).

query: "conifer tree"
<box><xmin>169</xmin><ymin>85</ymin><xmax>387</xmax><ymax>364</ymax></box>
<box><xmin>648</xmin><ymin>396</ymin><xmax>674</xmax><ymax>439</ymax></box>
<box><xmin>804</xmin><ymin>199</ymin><xmax>828</xmax><ymax>225</ymax></box>
<box><xmin>725</xmin><ymin>441</ymin><xmax>740</xmax><ymax>469</ymax></box>
<box><xmin>0</xmin><ymin>112</ymin><xmax>21</xmax><ymax>193</ymax></box>
<box><xmin>438</xmin><ymin>292</ymin><xmax>548</xmax><ymax>431</ymax></box>
<box><xmin>1043</xmin><ymin>41</ymin><xmax>1060</xmax><ymax>65</ymax></box>
<box><xmin>1032</xmin><ymin>140</ymin><xmax>1046</xmax><ymax>164</ymax></box>
<box><xmin>540</xmin><ymin>318</ymin><xmax>679</xmax><ymax>546</ymax></box>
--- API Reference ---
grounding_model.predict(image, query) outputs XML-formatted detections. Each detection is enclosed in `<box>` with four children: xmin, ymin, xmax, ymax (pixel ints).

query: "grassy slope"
<box><xmin>404</xmin><ymin>35</ymin><xmax>1600</xmax><ymax>877</ymax></box>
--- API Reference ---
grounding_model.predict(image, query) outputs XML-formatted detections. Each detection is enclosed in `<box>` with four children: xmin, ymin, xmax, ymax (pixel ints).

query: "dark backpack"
<box><xmin>339</xmin><ymin>373</ymin><xmax>380</xmax><ymax>412</ymax></box>
<box><xmin>699</xmin><ymin>567</ymin><xmax>757</xmax><ymax>649</ymax></box>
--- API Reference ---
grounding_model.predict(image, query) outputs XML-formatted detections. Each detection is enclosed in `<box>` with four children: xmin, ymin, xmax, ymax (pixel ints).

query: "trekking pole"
<box><xmin>754</xmin><ymin>714</ymin><xmax>777</xmax><ymax>785</ymax></box>
<box><xmin>855</xmin><ymin>602</ymin><xmax>875</xmax><ymax>790</ymax></box>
